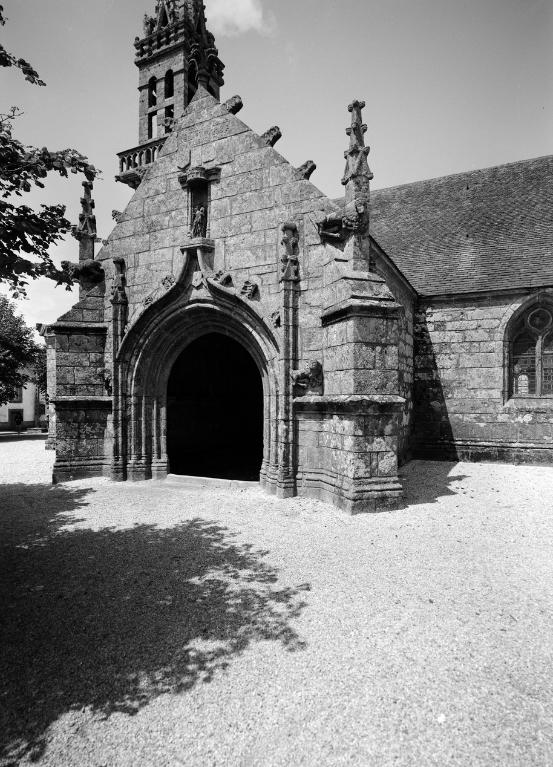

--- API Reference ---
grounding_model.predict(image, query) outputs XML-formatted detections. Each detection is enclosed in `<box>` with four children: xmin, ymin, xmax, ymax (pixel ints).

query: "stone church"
<box><xmin>42</xmin><ymin>0</ymin><xmax>553</xmax><ymax>513</ymax></box>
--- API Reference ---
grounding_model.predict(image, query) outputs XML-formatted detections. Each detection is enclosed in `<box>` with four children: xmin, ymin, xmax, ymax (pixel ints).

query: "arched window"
<box><xmin>147</xmin><ymin>112</ymin><xmax>157</xmax><ymax>140</ymax></box>
<box><xmin>165</xmin><ymin>69</ymin><xmax>174</xmax><ymax>99</ymax></box>
<box><xmin>164</xmin><ymin>105</ymin><xmax>174</xmax><ymax>134</ymax></box>
<box><xmin>148</xmin><ymin>76</ymin><xmax>157</xmax><ymax>108</ymax></box>
<box><xmin>187</xmin><ymin>62</ymin><xmax>198</xmax><ymax>105</ymax></box>
<box><xmin>510</xmin><ymin>305</ymin><xmax>553</xmax><ymax>397</ymax></box>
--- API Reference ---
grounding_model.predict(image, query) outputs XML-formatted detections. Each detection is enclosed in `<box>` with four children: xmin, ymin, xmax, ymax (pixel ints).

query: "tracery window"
<box><xmin>510</xmin><ymin>305</ymin><xmax>553</xmax><ymax>397</ymax></box>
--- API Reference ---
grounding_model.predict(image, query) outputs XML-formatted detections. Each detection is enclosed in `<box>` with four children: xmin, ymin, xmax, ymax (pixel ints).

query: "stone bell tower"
<box><xmin>116</xmin><ymin>0</ymin><xmax>225</xmax><ymax>189</ymax></box>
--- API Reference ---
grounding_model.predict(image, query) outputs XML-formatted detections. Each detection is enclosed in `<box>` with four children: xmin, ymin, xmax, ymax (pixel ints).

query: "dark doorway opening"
<box><xmin>167</xmin><ymin>333</ymin><xmax>264</xmax><ymax>480</ymax></box>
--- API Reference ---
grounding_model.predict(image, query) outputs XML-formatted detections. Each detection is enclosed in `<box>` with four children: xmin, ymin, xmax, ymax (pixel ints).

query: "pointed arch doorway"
<box><xmin>167</xmin><ymin>332</ymin><xmax>264</xmax><ymax>480</ymax></box>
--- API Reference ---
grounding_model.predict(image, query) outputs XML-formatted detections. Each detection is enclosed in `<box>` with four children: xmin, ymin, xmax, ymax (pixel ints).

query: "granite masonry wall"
<box><xmin>414</xmin><ymin>289</ymin><xmax>553</xmax><ymax>463</ymax></box>
<box><xmin>374</xmin><ymin>249</ymin><xmax>415</xmax><ymax>464</ymax></box>
<box><xmin>49</xmin><ymin>89</ymin><xmax>411</xmax><ymax>511</ymax></box>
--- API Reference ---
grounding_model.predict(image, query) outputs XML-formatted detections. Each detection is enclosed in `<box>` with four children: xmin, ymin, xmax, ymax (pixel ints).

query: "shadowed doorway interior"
<box><xmin>167</xmin><ymin>333</ymin><xmax>264</xmax><ymax>480</ymax></box>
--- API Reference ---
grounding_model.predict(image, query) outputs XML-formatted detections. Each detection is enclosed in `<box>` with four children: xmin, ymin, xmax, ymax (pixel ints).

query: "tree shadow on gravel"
<box><xmin>399</xmin><ymin>461</ymin><xmax>470</xmax><ymax>508</ymax></box>
<box><xmin>0</xmin><ymin>483</ymin><xmax>308</xmax><ymax>765</ymax></box>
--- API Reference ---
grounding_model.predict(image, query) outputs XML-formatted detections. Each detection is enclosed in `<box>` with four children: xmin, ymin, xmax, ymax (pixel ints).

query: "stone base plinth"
<box><xmin>151</xmin><ymin>458</ymin><xmax>169</xmax><ymax>480</ymax></box>
<box><xmin>414</xmin><ymin>438</ymin><xmax>553</xmax><ymax>465</ymax></box>
<box><xmin>52</xmin><ymin>458</ymin><xmax>108</xmax><ymax>483</ymax></box>
<box><xmin>294</xmin><ymin>395</ymin><xmax>405</xmax><ymax>514</ymax></box>
<box><xmin>127</xmin><ymin>458</ymin><xmax>152</xmax><ymax>481</ymax></box>
<box><xmin>297</xmin><ymin>469</ymin><xmax>403</xmax><ymax>514</ymax></box>
<box><xmin>110</xmin><ymin>459</ymin><xmax>127</xmax><ymax>482</ymax></box>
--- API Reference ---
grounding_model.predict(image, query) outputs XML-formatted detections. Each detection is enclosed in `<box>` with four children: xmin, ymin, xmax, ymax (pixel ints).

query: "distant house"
<box><xmin>0</xmin><ymin>378</ymin><xmax>45</xmax><ymax>431</ymax></box>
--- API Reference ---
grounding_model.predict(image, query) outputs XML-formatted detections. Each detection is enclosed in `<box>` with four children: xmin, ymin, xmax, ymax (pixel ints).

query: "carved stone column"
<box><xmin>276</xmin><ymin>222</ymin><xmax>300</xmax><ymax>498</ymax></box>
<box><xmin>110</xmin><ymin>258</ymin><xmax>128</xmax><ymax>481</ymax></box>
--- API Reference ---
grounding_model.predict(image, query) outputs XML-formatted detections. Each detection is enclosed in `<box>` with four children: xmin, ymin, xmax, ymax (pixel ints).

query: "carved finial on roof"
<box><xmin>224</xmin><ymin>95</ymin><xmax>244</xmax><ymax>115</ymax></box>
<box><xmin>261</xmin><ymin>126</ymin><xmax>282</xmax><ymax>147</ymax></box>
<box><xmin>72</xmin><ymin>170</ymin><xmax>97</xmax><ymax>262</ymax></box>
<box><xmin>298</xmin><ymin>161</ymin><xmax>316</xmax><ymax>180</ymax></box>
<box><xmin>342</xmin><ymin>100</ymin><xmax>373</xmax><ymax>189</ymax></box>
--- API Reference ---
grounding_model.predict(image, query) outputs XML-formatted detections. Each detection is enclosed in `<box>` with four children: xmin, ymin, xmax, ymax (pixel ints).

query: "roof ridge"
<box><xmin>372</xmin><ymin>154</ymin><xmax>553</xmax><ymax>196</ymax></box>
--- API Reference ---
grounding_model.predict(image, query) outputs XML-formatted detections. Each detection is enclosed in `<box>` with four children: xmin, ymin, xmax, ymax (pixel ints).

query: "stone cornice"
<box><xmin>294</xmin><ymin>394</ymin><xmax>405</xmax><ymax>414</ymax></box>
<box><xmin>45</xmin><ymin>323</ymin><xmax>108</xmax><ymax>335</ymax></box>
<box><xmin>321</xmin><ymin>297</ymin><xmax>401</xmax><ymax>327</ymax></box>
<box><xmin>50</xmin><ymin>397</ymin><xmax>113</xmax><ymax>409</ymax></box>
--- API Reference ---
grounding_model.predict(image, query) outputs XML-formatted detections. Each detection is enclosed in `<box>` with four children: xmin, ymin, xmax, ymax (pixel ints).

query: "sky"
<box><xmin>2</xmin><ymin>0</ymin><xmax>552</xmax><ymax>333</ymax></box>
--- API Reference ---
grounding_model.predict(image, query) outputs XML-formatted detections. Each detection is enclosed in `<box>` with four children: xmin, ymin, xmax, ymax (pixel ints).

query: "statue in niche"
<box><xmin>191</xmin><ymin>205</ymin><xmax>207</xmax><ymax>238</ymax></box>
<box><xmin>291</xmin><ymin>360</ymin><xmax>324</xmax><ymax>396</ymax></box>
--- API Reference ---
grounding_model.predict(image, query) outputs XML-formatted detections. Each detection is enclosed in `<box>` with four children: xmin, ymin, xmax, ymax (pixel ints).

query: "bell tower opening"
<box><xmin>116</xmin><ymin>0</ymin><xmax>225</xmax><ymax>189</ymax></box>
<box><xmin>167</xmin><ymin>333</ymin><xmax>263</xmax><ymax>481</ymax></box>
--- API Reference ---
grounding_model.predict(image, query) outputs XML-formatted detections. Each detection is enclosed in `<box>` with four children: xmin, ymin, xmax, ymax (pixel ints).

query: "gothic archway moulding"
<box><xmin>112</xmin><ymin>289</ymin><xmax>283</xmax><ymax>493</ymax></box>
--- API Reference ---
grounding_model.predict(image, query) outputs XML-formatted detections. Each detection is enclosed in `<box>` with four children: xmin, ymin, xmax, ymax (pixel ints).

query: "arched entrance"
<box><xmin>166</xmin><ymin>332</ymin><xmax>264</xmax><ymax>480</ymax></box>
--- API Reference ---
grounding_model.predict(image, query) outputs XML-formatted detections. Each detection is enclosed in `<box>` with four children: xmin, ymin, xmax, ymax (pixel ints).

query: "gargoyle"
<box><xmin>318</xmin><ymin>202</ymin><xmax>368</xmax><ymax>242</ymax></box>
<box><xmin>62</xmin><ymin>259</ymin><xmax>104</xmax><ymax>292</ymax></box>
<box><xmin>291</xmin><ymin>360</ymin><xmax>324</xmax><ymax>396</ymax></box>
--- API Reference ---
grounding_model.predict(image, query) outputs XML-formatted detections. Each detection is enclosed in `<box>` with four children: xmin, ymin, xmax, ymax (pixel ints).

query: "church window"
<box><xmin>148</xmin><ymin>112</ymin><xmax>158</xmax><ymax>140</ymax></box>
<box><xmin>148</xmin><ymin>77</ymin><xmax>157</xmax><ymax>108</ymax></box>
<box><xmin>10</xmin><ymin>386</ymin><xmax>23</xmax><ymax>404</ymax></box>
<box><xmin>165</xmin><ymin>69</ymin><xmax>174</xmax><ymax>99</ymax></box>
<box><xmin>164</xmin><ymin>105</ymin><xmax>174</xmax><ymax>134</ymax></box>
<box><xmin>509</xmin><ymin>305</ymin><xmax>553</xmax><ymax>397</ymax></box>
<box><xmin>187</xmin><ymin>62</ymin><xmax>198</xmax><ymax>105</ymax></box>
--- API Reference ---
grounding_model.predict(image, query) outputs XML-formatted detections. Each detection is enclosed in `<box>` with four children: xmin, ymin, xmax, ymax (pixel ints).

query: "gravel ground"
<box><xmin>1</xmin><ymin>439</ymin><xmax>553</xmax><ymax>767</ymax></box>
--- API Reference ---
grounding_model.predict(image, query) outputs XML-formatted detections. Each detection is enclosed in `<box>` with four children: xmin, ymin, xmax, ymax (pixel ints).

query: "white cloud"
<box><xmin>206</xmin><ymin>0</ymin><xmax>275</xmax><ymax>36</ymax></box>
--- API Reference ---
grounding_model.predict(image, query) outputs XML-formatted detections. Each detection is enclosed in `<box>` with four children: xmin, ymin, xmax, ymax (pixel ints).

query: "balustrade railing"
<box><xmin>117</xmin><ymin>136</ymin><xmax>167</xmax><ymax>175</ymax></box>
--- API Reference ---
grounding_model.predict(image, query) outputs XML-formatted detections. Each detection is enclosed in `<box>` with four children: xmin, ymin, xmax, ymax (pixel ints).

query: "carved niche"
<box><xmin>280</xmin><ymin>222</ymin><xmax>300</xmax><ymax>282</ymax></box>
<box><xmin>178</xmin><ymin>166</ymin><xmax>221</xmax><ymax>241</ymax></box>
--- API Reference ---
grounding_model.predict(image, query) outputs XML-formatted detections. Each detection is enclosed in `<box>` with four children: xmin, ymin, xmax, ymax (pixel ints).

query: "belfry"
<box><xmin>41</xmin><ymin>1</ymin><xmax>553</xmax><ymax>511</ymax></box>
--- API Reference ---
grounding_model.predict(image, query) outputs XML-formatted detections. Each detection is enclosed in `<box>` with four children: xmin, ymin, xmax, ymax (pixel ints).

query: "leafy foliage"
<box><xmin>0</xmin><ymin>6</ymin><xmax>99</xmax><ymax>297</ymax></box>
<box><xmin>0</xmin><ymin>5</ymin><xmax>45</xmax><ymax>86</ymax></box>
<box><xmin>0</xmin><ymin>296</ymin><xmax>41</xmax><ymax>406</ymax></box>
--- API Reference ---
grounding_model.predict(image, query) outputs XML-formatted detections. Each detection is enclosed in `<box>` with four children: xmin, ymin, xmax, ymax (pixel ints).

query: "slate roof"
<box><xmin>361</xmin><ymin>155</ymin><xmax>553</xmax><ymax>297</ymax></box>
